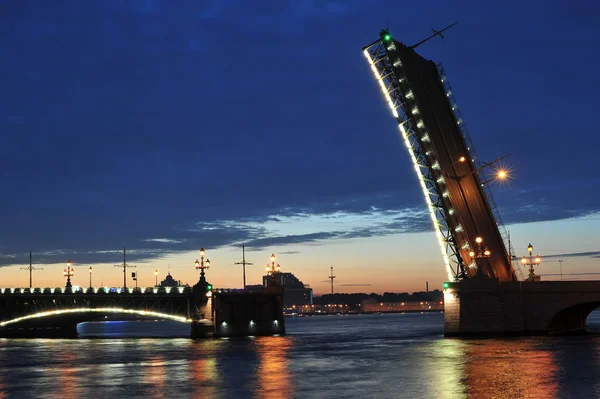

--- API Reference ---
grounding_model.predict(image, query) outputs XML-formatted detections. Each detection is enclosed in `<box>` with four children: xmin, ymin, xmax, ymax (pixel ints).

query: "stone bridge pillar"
<box><xmin>190</xmin><ymin>277</ymin><xmax>214</xmax><ymax>338</ymax></box>
<box><xmin>445</xmin><ymin>278</ymin><xmax>600</xmax><ymax>336</ymax></box>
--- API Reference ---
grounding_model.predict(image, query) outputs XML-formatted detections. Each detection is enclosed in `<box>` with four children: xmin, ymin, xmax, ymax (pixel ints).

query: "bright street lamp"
<box><xmin>63</xmin><ymin>260</ymin><xmax>74</xmax><ymax>288</ymax></box>
<box><xmin>468</xmin><ymin>236</ymin><xmax>491</xmax><ymax>272</ymax></box>
<box><xmin>265</xmin><ymin>253</ymin><xmax>282</xmax><ymax>285</ymax></box>
<box><xmin>521</xmin><ymin>242</ymin><xmax>542</xmax><ymax>281</ymax></box>
<box><xmin>195</xmin><ymin>247</ymin><xmax>211</xmax><ymax>280</ymax></box>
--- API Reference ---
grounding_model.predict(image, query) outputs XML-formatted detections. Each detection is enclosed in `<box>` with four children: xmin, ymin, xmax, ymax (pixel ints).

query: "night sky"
<box><xmin>1</xmin><ymin>0</ymin><xmax>599</xmax><ymax>293</ymax></box>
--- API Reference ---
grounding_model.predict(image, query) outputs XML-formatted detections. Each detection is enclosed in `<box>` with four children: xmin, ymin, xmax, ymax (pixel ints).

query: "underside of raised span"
<box><xmin>363</xmin><ymin>30</ymin><xmax>517</xmax><ymax>282</ymax></box>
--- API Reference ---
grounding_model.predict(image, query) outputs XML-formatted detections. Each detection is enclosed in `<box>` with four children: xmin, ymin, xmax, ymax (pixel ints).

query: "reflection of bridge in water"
<box><xmin>363</xmin><ymin>27</ymin><xmax>600</xmax><ymax>335</ymax></box>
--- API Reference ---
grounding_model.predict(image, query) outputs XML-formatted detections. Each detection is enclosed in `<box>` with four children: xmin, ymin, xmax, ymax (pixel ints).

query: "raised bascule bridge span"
<box><xmin>363</xmin><ymin>26</ymin><xmax>600</xmax><ymax>335</ymax></box>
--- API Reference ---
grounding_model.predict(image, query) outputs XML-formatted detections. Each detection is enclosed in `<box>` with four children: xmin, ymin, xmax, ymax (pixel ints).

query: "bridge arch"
<box><xmin>0</xmin><ymin>307</ymin><xmax>191</xmax><ymax>328</ymax></box>
<box><xmin>547</xmin><ymin>302</ymin><xmax>600</xmax><ymax>334</ymax></box>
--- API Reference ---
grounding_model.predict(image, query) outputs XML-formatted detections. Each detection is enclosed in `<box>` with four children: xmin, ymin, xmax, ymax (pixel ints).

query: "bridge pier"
<box><xmin>190</xmin><ymin>320</ymin><xmax>214</xmax><ymax>338</ymax></box>
<box><xmin>444</xmin><ymin>278</ymin><xmax>600</xmax><ymax>336</ymax></box>
<box><xmin>212</xmin><ymin>288</ymin><xmax>285</xmax><ymax>338</ymax></box>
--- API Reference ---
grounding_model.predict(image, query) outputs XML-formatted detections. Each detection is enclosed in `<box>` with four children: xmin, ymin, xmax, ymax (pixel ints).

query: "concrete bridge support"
<box><xmin>444</xmin><ymin>278</ymin><xmax>600</xmax><ymax>336</ymax></box>
<box><xmin>212</xmin><ymin>288</ymin><xmax>285</xmax><ymax>338</ymax></box>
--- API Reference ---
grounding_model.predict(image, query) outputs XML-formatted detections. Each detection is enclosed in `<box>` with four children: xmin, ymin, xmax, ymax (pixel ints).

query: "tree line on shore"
<box><xmin>313</xmin><ymin>290</ymin><xmax>443</xmax><ymax>309</ymax></box>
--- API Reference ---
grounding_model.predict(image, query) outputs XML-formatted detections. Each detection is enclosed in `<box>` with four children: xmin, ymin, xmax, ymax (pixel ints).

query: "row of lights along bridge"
<box><xmin>61</xmin><ymin>248</ymin><xmax>283</xmax><ymax>289</ymax></box>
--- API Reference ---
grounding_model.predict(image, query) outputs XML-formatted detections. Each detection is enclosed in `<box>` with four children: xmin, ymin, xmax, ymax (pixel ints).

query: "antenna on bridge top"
<box><xmin>234</xmin><ymin>243</ymin><xmax>253</xmax><ymax>289</ymax></box>
<box><xmin>21</xmin><ymin>250</ymin><xmax>43</xmax><ymax>288</ymax></box>
<box><xmin>410</xmin><ymin>21</ymin><xmax>458</xmax><ymax>49</ymax></box>
<box><xmin>114</xmin><ymin>247</ymin><xmax>136</xmax><ymax>289</ymax></box>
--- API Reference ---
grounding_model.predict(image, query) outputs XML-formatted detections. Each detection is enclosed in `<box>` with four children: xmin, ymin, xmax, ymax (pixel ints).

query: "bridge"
<box><xmin>363</xmin><ymin>28</ymin><xmax>600</xmax><ymax>335</ymax></box>
<box><xmin>0</xmin><ymin>285</ymin><xmax>197</xmax><ymax>338</ymax></box>
<box><xmin>0</xmin><ymin>281</ymin><xmax>285</xmax><ymax>338</ymax></box>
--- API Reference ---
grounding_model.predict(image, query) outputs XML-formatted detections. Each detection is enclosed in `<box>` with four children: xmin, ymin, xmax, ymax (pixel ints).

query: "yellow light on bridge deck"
<box><xmin>484</xmin><ymin>248</ymin><xmax>491</xmax><ymax>256</ymax></box>
<box><xmin>459</xmin><ymin>156</ymin><xmax>466</xmax><ymax>163</ymax></box>
<box><xmin>497</xmin><ymin>170</ymin><xmax>507</xmax><ymax>179</ymax></box>
<box><xmin>521</xmin><ymin>257</ymin><xmax>527</xmax><ymax>264</ymax></box>
<box><xmin>469</xmin><ymin>251</ymin><xmax>475</xmax><ymax>257</ymax></box>
<box><xmin>535</xmin><ymin>255</ymin><xmax>541</xmax><ymax>264</ymax></box>
<box><xmin>475</xmin><ymin>237</ymin><xmax>483</xmax><ymax>244</ymax></box>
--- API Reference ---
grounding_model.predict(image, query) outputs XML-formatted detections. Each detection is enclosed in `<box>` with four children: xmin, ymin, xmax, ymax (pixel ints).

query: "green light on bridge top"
<box><xmin>207</xmin><ymin>284</ymin><xmax>213</xmax><ymax>290</ymax></box>
<box><xmin>384</xmin><ymin>34</ymin><xmax>391</xmax><ymax>41</ymax></box>
<box><xmin>443</xmin><ymin>282</ymin><xmax>450</xmax><ymax>289</ymax></box>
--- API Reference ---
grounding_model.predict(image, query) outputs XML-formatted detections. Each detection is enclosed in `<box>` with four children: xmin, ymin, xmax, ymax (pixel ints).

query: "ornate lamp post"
<box><xmin>468</xmin><ymin>236</ymin><xmax>491</xmax><ymax>272</ymax></box>
<box><xmin>154</xmin><ymin>269</ymin><xmax>158</xmax><ymax>287</ymax></box>
<box><xmin>63</xmin><ymin>260</ymin><xmax>74</xmax><ymax>288</ymax></box>
<box><xmin>195</xmin><ymin>247</ymin><xmax>211</xmax><ymax>280</ymax></box>
<box><xmin>265</xmin><ymin>253</ymin><xmax>281</xmax><ymax>285</ymax></box>
<box><xmin>88</xmin><ymin>266</ymin><xmax>92</xmax><ymax>289</ymax></box>
<box><xmin>521</xmin><ymin>243</ymin><xmax>541</xmax><ymax>281</ymax></box>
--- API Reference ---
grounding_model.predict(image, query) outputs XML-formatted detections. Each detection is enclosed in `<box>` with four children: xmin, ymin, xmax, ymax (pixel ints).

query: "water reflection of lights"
<box><xmin>145</xmin><ymin>355</ymin><xmax>167</xmax><ymax>389</ymax></box>
<box><xmin>58</xmin><ymin>352</ymin><xmax>79</xmax><ymax>398</ymax></box>
<box><xmin>425</xmin><ymin>338</ymin><xmax>559</xmax><ymax>398</ymax></box>
<box><xmin>255</xmin><ymin>337</ymin><xmax>293</xmax><ymax>399</ymax></box>
<box><xmin>424</xmin><ymin>339</ymin><xmax>468</xmax><ymax>398</ymax></box>
<box><xmin>465</xmin><ymin>340</ymin><xmax>558</xmax><ymax>398</ymax></box>
<box><xmin>188</xmin><ymin>340</ymin><xmax>222</xmax><ymax>397</ymax></box>
<box><xmin>0</xmin><ymin>347</ymin><xmax>6</xmax><ymax>397</ymax></box>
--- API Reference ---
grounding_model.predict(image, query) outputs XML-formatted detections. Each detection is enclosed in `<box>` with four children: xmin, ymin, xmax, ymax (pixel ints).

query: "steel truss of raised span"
<box><xmin>363</xmin><ymin>31</ymin><xmax>520</xmax><ymax>282</ymax></box>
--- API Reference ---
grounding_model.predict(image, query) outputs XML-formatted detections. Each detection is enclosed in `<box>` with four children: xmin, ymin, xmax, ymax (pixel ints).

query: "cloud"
<box><xmin>142</xmin><ymin>238</ymin><xmax>184</xmax><ymax>244</ymax></box>
<box><xmin>542</xmin><ymin>251</ymin><xmax>600</xmax><ymax>259</ymax></box>
<box><xmin>1</xmin><ymin>1</ymin><xmax>599</xmax><ymax>271</ymax></box>
<box><xmin>341</xmin><ymin>284</ymin><xmax>372</xmax><ymax>287</ymax></box>
<box><xmin>0</xmin><ymin>204</ymin><xmax>429</xmax><ymax>266</ymax></box>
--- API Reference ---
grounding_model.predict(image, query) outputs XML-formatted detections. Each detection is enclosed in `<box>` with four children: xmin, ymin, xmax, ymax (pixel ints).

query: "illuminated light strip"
<box><xmin>0</xmin><ymin>287</ymin><xmax>189</xmax><ymax>295</ymax></box>
<box><xmin>363</xmin><ymin>49</ymin><xmax>454</xmax><ymax>281</ymax></box>
<box><xmin>0</xmin><ymin>308</ymin><xmax>191</xmax><ymax>327</ymax></box>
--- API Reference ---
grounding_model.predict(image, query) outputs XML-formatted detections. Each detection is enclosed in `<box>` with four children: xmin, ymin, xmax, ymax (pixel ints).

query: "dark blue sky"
<box><xmin>1</xmin><ymin>0</ymin><xmax>599</xmax><ymax>267</ymax></box>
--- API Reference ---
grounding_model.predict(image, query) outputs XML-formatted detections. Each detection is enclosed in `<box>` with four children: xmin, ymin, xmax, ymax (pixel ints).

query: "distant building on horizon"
<box><xmin>263</xmin><ymin>272</ymin><xmax>313</xmax><ymax>308</ymax></box>
<box><xmin>160</xmin><ymin>271</ymin><xmax>181</xmax><ymax>287</ymax></box>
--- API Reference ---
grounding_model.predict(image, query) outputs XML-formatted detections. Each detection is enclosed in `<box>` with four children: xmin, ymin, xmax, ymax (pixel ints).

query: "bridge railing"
<box><xmin>0</xmin><ymin>286</ymin><xmax>194</xmax><ymax>295</ymax></box>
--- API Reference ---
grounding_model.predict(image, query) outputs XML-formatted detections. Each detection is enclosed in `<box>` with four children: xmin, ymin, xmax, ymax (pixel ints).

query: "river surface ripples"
<box><xmin>1</xmin><ymin>312</ymin><xmax>600</xmax><ymax>398</ymax></box>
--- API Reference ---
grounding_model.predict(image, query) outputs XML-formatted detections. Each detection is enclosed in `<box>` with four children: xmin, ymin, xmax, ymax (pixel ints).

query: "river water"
<box><xmin>1</xmin><ymin>312</ymin><xmax>600</xmax><ymax>398</ymax></box>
